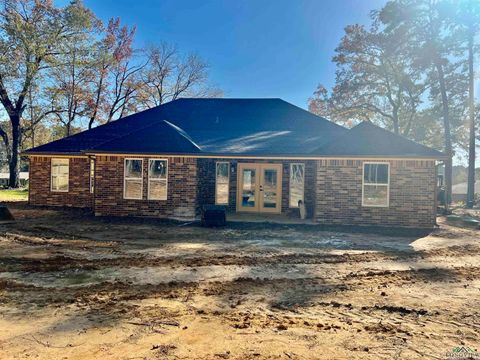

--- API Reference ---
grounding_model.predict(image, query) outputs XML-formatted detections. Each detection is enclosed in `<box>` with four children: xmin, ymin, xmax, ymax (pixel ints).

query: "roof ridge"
<box><xmin>162</xmin><ymin>120</ymin><xmax>201</xmax><ymax>151</ymax></box>
<box><xmin>276</xmin><ymin>99</ymin><xmax>347</xmax><ymax>131</ymax></box>
<box><xmin>310</xmin><ymin>124</ymin><xmax>354</xmax><ymax>154</ymax></box>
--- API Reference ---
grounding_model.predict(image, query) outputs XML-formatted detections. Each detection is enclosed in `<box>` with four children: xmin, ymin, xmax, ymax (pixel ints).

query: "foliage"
<box><xmin>0</xmin><ymin>0</ymin><xmax>221</xmax><ymax>188</ymax></box>
<box><xmin>309</xmin><ymin>0</ymin><xmax>480</xmax><ymax>203</ymax></box>
<box><xmin>309</xmin><ymin>21</ymin><xmax>425</xmax><ymax>136</ymax></box>
<box><xmin>0</xmin><ymin>0</ymin><xmax>95</xmax><ymax>187</ymax></box>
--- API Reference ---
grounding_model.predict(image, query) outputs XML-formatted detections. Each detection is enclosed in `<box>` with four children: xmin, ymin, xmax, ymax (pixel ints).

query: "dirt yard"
<box><xmin>0</xmin><ymin>203</ymin><xmax>479</xmax><ymax>359</ymax></box>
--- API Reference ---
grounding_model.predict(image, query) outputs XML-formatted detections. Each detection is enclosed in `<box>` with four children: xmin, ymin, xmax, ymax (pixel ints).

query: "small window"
<box><xmin>289</xmin><ymin>163</ymin><xmax>305</xmax><ymax>207</ymax></box>
<box><xmin>362</xmin><ymin>162</ymin><xmax>389</xmax><ymax>207</ymax></box>
<box><xmin>89</xmin><ymin>158</ymin><xmax>95</xmax><ymax>194</ymax></box>
<box><xmin>124</xmin><ymin>159</ymin><xmax>143</xmax><ymax>199</ymax></box>
<box><xmin>51</xmin><ymin>158</ymin><xmax>69</xmax><ymax>192</ymax></box>
<box><xmin>215</xmin><ymin>162</ymin><xmax>230</xmax><ymax>205</ymax></box>
<box><xmin>148</xmin><ymin>159</ymin><xmax>168</xmax><ymax>200</ymax></box>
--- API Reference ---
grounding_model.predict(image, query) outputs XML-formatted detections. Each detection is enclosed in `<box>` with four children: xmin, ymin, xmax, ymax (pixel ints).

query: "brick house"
<box><xmin>25</xmin><ymin>98</ymin><xmax>445</xmax><ymax>228</ymax></box>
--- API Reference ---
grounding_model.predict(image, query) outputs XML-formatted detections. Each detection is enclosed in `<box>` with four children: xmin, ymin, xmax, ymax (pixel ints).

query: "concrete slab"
<box><xmin>226</xmin><ymin>211</ymin><xmax>316</xmax><ymax>225</ymax></box>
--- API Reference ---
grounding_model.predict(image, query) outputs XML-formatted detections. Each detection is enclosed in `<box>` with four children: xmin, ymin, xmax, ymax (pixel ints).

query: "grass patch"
<box><xmin>0</xmin><ymin>189</ymin><xmax>28</xmax><ymax>202</ymax></box>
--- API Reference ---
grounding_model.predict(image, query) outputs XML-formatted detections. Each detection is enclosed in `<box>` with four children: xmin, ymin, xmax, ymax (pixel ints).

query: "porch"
<box><xmin>197</xmin><ymin>158</ymin><xmax>317</xmax><ymax>220</ymax></box>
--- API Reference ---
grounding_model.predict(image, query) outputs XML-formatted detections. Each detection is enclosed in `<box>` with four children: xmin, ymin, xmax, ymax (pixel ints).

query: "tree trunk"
<box><xmin>467</xmin><ymin>32</ymin><xmax>475</xmax><ymax>208</ymax></box>
<box><xmin>392</xmin><ymin>106</ymin><xmax>399</xmax><ymax>135</ymax></box>
<box><xmin>8</xmin><ymin>114</ymin><xmax>20</xmax><ymax>188</ymax></box>
<box><xmin>435</xmin><ymin>61</ymin><xmax>453</xmax><ymax>206</ymax></box>
<box><xmin>89</xmin><ymin>74</ymin><xmax>104</xmax><ymax>130</ymax></box>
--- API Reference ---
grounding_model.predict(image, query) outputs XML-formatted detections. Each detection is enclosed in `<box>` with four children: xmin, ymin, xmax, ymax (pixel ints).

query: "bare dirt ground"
<box><xmin>0</xmin><ymin>203</ymin><xmax>479</xmax><ymax>359</ymax></box>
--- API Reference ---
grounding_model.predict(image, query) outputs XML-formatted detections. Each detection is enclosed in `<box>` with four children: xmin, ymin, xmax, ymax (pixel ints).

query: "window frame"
<box><xmin>89</xmin><ymin>158</ymin><xmax>95</xmax><ymax>194</ymax></box>
<box><xmin>123</xmin><ymin>158</ymin><xmax>144</xmax><ymax>200</ymax></box>
<box><xmin>147</xmin><ymin>158</ymin><xmax>168</xmax><ymax>201</ymax></box>
<box><xmin>289</xmin><ymin>163</ymin><xmax>305</xmax><ymax>208</ymax></box>
<box><xmin>215</xmin><ymin>161</ymin><xmax>230</xmax><ymax>205</ymax></box>
<box><xmin>362</xmin><ymin>162</ymin><xmax>390</xmax><ymax>208</ymax></box>
<box><xmin>51</xmin><ymin>158</ymin><xmax>69</xmax><ymax>193</ymax></box>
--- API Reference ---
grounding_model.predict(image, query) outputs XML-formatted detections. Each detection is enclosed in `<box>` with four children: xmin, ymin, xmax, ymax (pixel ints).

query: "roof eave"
<box><xmin>24</xmin><ymin>147</ymin><xmax>447</xmax><ymax>160</ymax></box>
<box><xmin>22</xmin><ymin>151</ymin><xmax>86</xmax><ymax>156</ymax></box>
<box><xmin>83</xmin><ymin>150</ymin><xmax>447</xmax><ymax>160</ymax></box>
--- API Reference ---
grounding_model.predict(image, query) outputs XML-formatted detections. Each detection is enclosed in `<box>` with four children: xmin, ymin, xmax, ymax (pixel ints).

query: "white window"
<box><xmin>89</xmin><ymin>158</ymin><xmax>95</xmax><ymax>194</ymax></box>
<box><xmin>215</xmin><ymin>162</ymin><xmax>230</xmax><ymax>205</ymax></box>
<box><xmin>289</xmin><ymin>163</ymin><xmax>305</xmax><ymax>207</ymax></box>
<box><xmin>124</xmin><ymin>159</ymin><xmax>143</xmax><ymax>199</ymax></box>
<box><xmin>148</xmin><ymin>159</ymin><xmax>168</xmax><ymax>200</ymax></box>
<box><xmin>362</xmin><ymin>162</ymin><xmax>390</xmax><ymax>207</ymax></box>
<box><xmin>51</xmin><ymin>158</ymin><xmax>69</xmax><ymax>192</ymax></box>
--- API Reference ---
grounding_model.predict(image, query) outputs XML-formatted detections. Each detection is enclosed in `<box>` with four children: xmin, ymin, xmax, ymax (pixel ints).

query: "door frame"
<box><xmin>258</xmin><ymin>163</ymin><xmax>282</xmax><ymax>213</ymax></box>
<box><xmin>236</xmin><ymin>163</ymin><xmax>283</xmax><ymax>214</ymax></box>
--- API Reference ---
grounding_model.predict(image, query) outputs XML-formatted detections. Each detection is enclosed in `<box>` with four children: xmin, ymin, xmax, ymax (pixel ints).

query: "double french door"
<box><xmin>237</xmin><ymin>163</ymin><xmax>282</xmax><ymax>213</ymax></box>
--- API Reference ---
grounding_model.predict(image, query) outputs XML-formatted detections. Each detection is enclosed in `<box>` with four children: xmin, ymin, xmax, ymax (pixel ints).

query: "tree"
<box><xmin>47</xmin><ymin>3</ymin><xmax>100</xmax><ymax>136</ymax></box>
<box><xmin>0</xmin><ymin>1</ymin><xmax>222</xmax><ymax>187</ymax></box>
<box><xmin>466</xmin><ymin>16</ymin><xmax>476</xmax><ymax>208</ymax></box>
<box><xmin>88</xmin><ymin>17</ymin><xmax>136</xmax><ymax>128</ymax></box>
<box><xmin>454</xmin><ymin>0</ymin><xmax>480</xmax><ymax>208</ymax></box>
<box><xmin>309</xmin><ymin>21</ymin><xmax>425</xmax><ymax>136</ymax></box>
<box><xmin>103</xmin><ymin>56</ymin><xmax>144</xmax><ymax>122</ymax></box>
<box><xmin>310</xmin><ymin>0</ymin><xmax>474</xmax><ymax>205</ymax></box>
<box><xmin>0</xmin><ymin>0</ymin><xmax>93</xmax><ymax>187</ymax></box>
<box><xmin>308</xmin><ymin>84</ymin><xmax>340</xmax><ymax>121</ymax></box>
<box><xmin>22</xmin><ymin>80</ymin><xmax>56</xmax><ymax>148</ymax></box>
<box><xmin>138</xmin><ymin>44</ymin><xmax>221</xmax><ymax>108</ymax></box>
<box><xmin>379</xmin><ymin>0</ymin><xmax>468</xmax><ymax>204</ymax></box>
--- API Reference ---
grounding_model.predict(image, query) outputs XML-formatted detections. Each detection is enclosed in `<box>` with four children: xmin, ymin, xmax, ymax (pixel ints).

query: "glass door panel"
<box><xmin>242</xmin><ymin>169</ymin><xmax>256</xmax><ymax>208</ymax></box>
<box><xmin>237</xmin><ymin>164</ymin><xmax>259</xmax><ymax>212</ymax></box>
<box><xmin>259</xmin><ymin>164</ymin><xmax>282</xmax><ymax>213</ymax></box>
<box><xmin>262</xmin><ymin>169</ymin><xmax>278</xmax><ymax>208</ymax></box>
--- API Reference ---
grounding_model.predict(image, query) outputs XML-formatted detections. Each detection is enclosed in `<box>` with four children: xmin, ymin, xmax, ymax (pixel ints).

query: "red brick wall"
<box><xmin>28</xmin><ymin>154</ymin><xmax>437</xmax><ymax>227</ymax></box>
<box><xmin>29</xmin><ymin>156</ymin><xmax>93</xmax><ymax>208</ymax></box>
<box><xmin>197</xmin><ymin>158</ymin><xmax>317</xmax><ymax>218</ymax></box>
<box><xmin>94</xmin><ymin>155</ymin><xmax>197</xmax><ymax>220</ymax></box>
<box><xmin>315</xmin><ymin>159</ymin><xmax>436</xmax><ymax>228</ymax></box>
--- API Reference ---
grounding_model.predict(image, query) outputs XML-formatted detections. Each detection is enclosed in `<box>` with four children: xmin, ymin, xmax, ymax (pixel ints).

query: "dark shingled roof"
<box><xmin>25</xmin><ymin>98</ymin><xmax>445</xmax><ymax>158</ymax></box>
<box><xmin>313</xmin><ymin>122</ymin><xmax>445</xmax><ymax>158</ymax></box>
<box><xmin>90</xmin><ymin>120</ymin><xmax>201</xmax><ymax>154</ymax></box>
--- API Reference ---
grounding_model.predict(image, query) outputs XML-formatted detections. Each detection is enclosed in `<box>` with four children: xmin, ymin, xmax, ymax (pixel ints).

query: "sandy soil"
<box><xmin>0</xmin><ymin>203</ymin><xmax>479</xmax><ymax>359</ymax></box>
